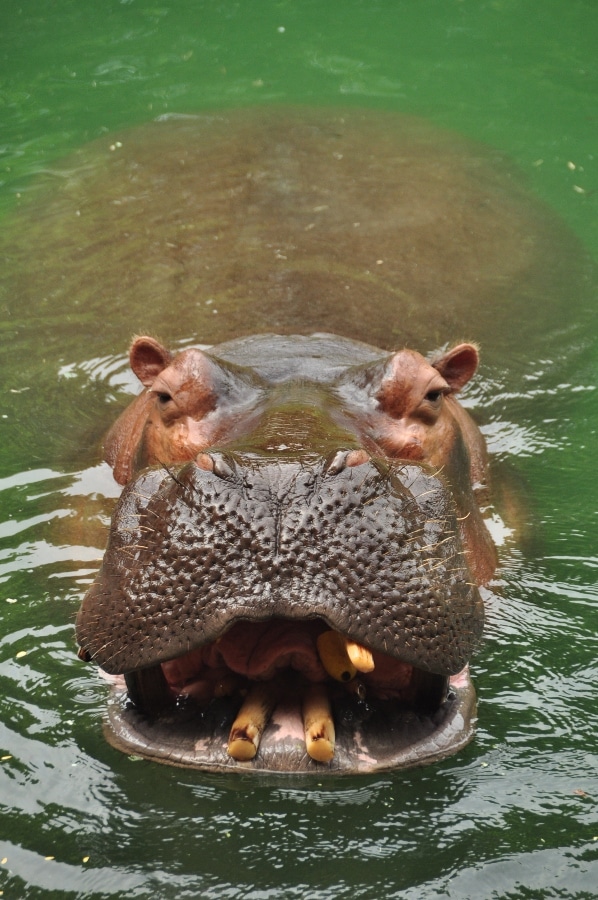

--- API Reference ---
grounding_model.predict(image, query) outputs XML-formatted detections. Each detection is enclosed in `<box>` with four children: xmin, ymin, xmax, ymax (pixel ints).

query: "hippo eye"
<box><xmin>156</xmin><ymin>392</ymin><xmax>172</xmax><ymax>404</ymax></box>
<box><xmin>425</xmin><ymin>390</ymin><xmax>443</xmax><ymax>403</ymax></box>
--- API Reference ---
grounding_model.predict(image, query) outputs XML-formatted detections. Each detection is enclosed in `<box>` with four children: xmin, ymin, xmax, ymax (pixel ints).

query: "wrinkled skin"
<box><xmin>77</xmin><ymin>332</ymin><xmax>496</xmax><ymax>773</ymax></box>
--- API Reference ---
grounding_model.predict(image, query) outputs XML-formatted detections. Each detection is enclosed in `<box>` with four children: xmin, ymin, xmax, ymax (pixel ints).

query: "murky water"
<box><xmin>1</xmin><ymin>1</ymin><xmax>597</xmax><ymax>898</ymax></box>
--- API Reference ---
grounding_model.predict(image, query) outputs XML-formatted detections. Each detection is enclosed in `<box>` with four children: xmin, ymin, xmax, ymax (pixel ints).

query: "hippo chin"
<box><xmin>77</xmin><ymin>332</ymin><xmax>495</xmax><ymax>774</ymax></box>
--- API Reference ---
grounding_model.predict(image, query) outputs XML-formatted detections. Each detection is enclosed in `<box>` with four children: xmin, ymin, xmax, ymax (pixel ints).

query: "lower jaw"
<box><xmin>101</xmin><ymin>667</ymin><xmax>476</xmax><ymax>774</ymax></box>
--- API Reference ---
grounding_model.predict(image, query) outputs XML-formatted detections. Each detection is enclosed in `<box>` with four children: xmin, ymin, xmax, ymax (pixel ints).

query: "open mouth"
<box><xmin>102</xmin><ymin>617</ymin><xmax>477</xmax><ymax>774</ymax></box>
<box><xmin>77</xmin><ymin>458</ymin><xmax>484</xmax><ymax>773</ymax></box>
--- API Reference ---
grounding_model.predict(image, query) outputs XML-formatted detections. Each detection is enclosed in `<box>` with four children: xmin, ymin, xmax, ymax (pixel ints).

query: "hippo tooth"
<box><xmin>316</xmin><ymin>631</ymin><xmax>357</xmax><ymax>682</ymax></box>
<box><xmin>343</xmin><ymin>639</ymin><xmax>375</xmax><ymax>674</ymax></box>
<box><xmin>302</xmin><ymin>683</ymin><xmax>336</xmax><ymax>763</ymax></box>
<box><xmin>227</xmin><ymin>682</ymin><xmax>280</xmax><ymax>761</ymax></box>
<box><xmin>124</xmin><ymin>665</ymin><xmax>174</xmax><ymax>714</ymax></box>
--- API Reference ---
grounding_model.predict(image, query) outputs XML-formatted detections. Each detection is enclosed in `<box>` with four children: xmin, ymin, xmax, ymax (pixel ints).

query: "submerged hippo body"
<box><xmin>77</xmin><ymin>332</ymin><xmax>496</xmax><ymax>773</ymax></box>
<box><xmin>61</xmin><ymin>107</ymin><xmax>592</xmax><ymax>773</ymax></box>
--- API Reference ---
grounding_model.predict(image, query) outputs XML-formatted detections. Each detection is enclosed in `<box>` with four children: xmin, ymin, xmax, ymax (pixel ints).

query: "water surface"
<box><xmin>0</xmin><ymin>1</ymin><xmax>596</xmax><ymax>898</ymax></box>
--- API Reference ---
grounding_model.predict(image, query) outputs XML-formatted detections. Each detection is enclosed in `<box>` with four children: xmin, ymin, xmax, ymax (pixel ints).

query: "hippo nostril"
<box><xmin>194</xmin><ymin>452</ymin><xmax>234</xmax><ymax>478</ymax></box>
<box><xmin>195</xmin><ymin>452</ymin><xmax>215</xmax><ymax>472</ymax></box>
<box><xmin>325</xmin><ymin>448</ymin><xmax>370</xmax><ymax>475</ymax></box>
<box><xmin>345</xmin><ymin>449</ymin><xmax>370</xmax><ymax>468</ymax></box>
<box><xmin>212</xmin><ymin>453</ymin><xmax>235</xmax><ymax>479</ymax></box>
<box><xmin>325</xmin><ymin>450</ymin><xmax>348</xmax><ymax>476</ymax></box>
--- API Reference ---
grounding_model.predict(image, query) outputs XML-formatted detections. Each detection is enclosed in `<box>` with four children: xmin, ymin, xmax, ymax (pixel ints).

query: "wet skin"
<box><xmin>76</xmin><ymin>332</ymin><xmax>495</xmax><ymax>773</ymax></box>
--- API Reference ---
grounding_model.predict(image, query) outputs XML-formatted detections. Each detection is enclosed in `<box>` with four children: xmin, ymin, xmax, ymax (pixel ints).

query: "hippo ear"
<box><xmin>103</xmin><ymin>338</ymin><xmax>174</xmax><ymax>484</ymax></box>
<box><xmin>129</xmin><ymin>336</ymin><xmax>173</xmax><ymax>387</ymax></box>
<box><xmin>103</xmin><ymin>390</ymin><xmax>156</xmax><ymax>485</ymax></box>
<box><xmin>431</xmin><ymin>343</ymin><xmax>479</xmax><ymax>392</ymax></box>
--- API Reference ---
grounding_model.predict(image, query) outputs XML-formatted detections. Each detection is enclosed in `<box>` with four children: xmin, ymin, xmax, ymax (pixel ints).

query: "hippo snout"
<box><xmin>76</xmin><ymin>451</ymin><xmax>484</xmax><ymax>773</ymax></box>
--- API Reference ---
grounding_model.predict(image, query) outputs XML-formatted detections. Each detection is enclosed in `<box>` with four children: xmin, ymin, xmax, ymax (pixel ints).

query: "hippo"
<box><xmin>76</xmin><ymin>329</ymin><xmax>496</xmax><ymax>773</ymax></box>
<box><xmin>57</xmin><ymin>107</ymin><xmax>591</xmax><ymax>773</ymax></box>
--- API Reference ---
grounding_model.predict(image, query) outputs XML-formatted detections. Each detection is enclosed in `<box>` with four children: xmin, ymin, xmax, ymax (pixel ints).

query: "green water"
<box><xmin>0</xmin><ymin>1</ymin><xmax>597</xmax><ymax>898</ymax></box>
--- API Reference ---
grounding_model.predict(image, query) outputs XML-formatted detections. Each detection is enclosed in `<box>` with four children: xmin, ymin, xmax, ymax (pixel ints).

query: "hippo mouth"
<box><xmin>78</xmin><ymin>456</ymin><xmax>483</xmax><ymax>774</ymax></box>
<box><xmin>102</xmin><ymin>616</ymin><xmax>477</xmax><ymax>774</ymax></box>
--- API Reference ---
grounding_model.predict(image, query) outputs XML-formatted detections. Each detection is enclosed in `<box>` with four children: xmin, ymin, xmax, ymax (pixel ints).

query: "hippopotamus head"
<box><xmin>76</xmin><ymin>332</ymin><xmax>496</xmax><ymax>774</ymax></box>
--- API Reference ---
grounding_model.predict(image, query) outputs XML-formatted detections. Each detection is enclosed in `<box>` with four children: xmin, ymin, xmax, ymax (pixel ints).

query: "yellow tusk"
<box><xmin>316</xmin><ymin>631</ymin><xmax>357</xmax><ymax>682</ymax></box>
<box><xmin>343</xmin><ymin>638</ymin><xmax>375</xmax><ymax>673</ymax></box>
<box><xmin>227</xmin><ymin>682</ymin><xmax>279</xmax><ymax>761</ymax></box>
<box><xmin>302</xmin><ymin>683</ymin><xmax>335</xmax><ymax>763</ymax></box>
